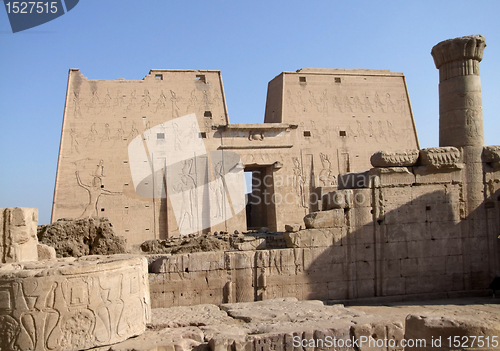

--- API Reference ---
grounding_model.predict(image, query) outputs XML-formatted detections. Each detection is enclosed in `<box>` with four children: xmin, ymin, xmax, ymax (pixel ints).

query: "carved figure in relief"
<box><xmin>387</xmin><ymin>121</ymin><xmax>398</xmax><ymax>141</ymax></box>
<box><xmin>112</xmin><ymin>122</ymin><xmax>125</xmax><ymax>146</ymax></box>
<box><xmin>203</xmin><ymin>90</ymin><xmax>211</xmax><ymax>109</ymax></box>
<box><xmin>364</xmin><ymin>94</ymin><xmax>374</xmax><ymax>113</ymax></box>
<box><xmin>286</xmin><ymin>90</ymin><xmax>297</xmax><ymax>113</ymax></box>
<box><xmin>465</xmin><ymin>108</ymin><xmax>481</xmax><ymax>137</ymax></box>
<box><xmin>155</xmin><ymin>90</ymin><xmax>167</xmax><ymax>112</ymax></box>
<box><xmin>128</xmin><ymin>122</ymin><xmax>139</xmax><ymax>139</ymax></box>
<box><xmin>175</xmin><ymin>160</ymin><xmax>197</xmax><ymax>231</ymax></box>
<box><xmin>374</xmin><ymin>92</ymin><xmax>385</xmax><ymax>112</ymax></box>
<box><xmin>141</xmin><ymin>90</ymin><xmax>151</xmax><ymax>109</ymax></box>
<box><xmin>126</xmin><ymin>90</ymin><xmax>137</xmax><ymax>110</ymax></box>
<box><xmin>0</xmin><ymin>315</ymin><xmax>20</xmax><ymax>351</ymax></box>
<box><xmin>292</xmin><ymin>157</ymin><xmax>306</xmax><ymax>208</ymax></box>
<box><xmin>212</xmin><ymin>91</ymin><xmax>221</xmax><ymax>107</ymax></box>
<box><xmin>170</xmin><ymin>90</ymin><xmax>181</xmax><ymax>118</ymax></box>
<box><xmin>353</xmin><ymin>95</ymin><xmax>365</xmax><ymax>112</ymax></box>
<box><xmin>100</xmin><ymin>123</ymin><xmax>111</xmax><ymax>145</ymax></box>
<box><xmin>296</xmin><ymin>91</ymin><xmax>306</xmax><ymax>113</ymax></box>
<box><xmin>378</xmin><ymin>120</ymin><xmax>389</xmax><ymax>142</ymax></box>
<box><xmin>61</xmin><ymin>309</ymin><xmax>95</xmax><ymax>349</ymax></box>
<box><xmin>186</xmin><ymin>89</ymin><xmax>198</xmax><ymax>113</ymax></box>
<box><xmin>320</xmin><ymin>89</ymin><xmax>329</xmax><ymax>116</ymax></box>
<box><xmin>343</xmin><ymin>95</ymin><xmax>354</xmax><ymax>112</ymax></box>
<box><xmin>70</xmin><ymin>128</ymin><xmax>80</xmax><ymax>153</ymax></box>
<box><xmin>356</xmin><ymin>120</ymin><xmax>368</xmax><ymax>142</ymax></box>
<box><xmin>76</xmin><ymin>169</ymin><xmax>121</xmax><ymax>218</ymax></box>
<box><xmin>210</xmin><ymin>161</ymin><xmax>225</xmax><ymax>219</ymax></box>
<box><xmin>94</xmin><ymin>159</ymin><xmax>104</xmax><ymax>178</ymax></box>
<box><xmin>172</xmin><ymin>123</ymin><xmax>182</xmax><ymax>151</ymax></box>
<box><xmin>114</xmin><ymin>90</ymin><xmax>125</xmax><ymax>107</ymax></box>
<box><xmin>249</xmin><ymin>131</ymin><xmax>264</xmax><ymax>141</ymax></box>
<box><xmin>88</xmin><ymin>89</ymin><xmax>99</xmax><ymax>112</ymax></box>
<box><xmin>397</xmin><ymin>94</ymin><xmax>407</xmax><ymax>116</ymax></box>
<box><xmin>103</xmin><ymin>89</ymin><xmax>112</xmax><ymax>109</ymax></box>
<box><xmin>308</xmin><ymin>91</ymin><xmax>321</xmax><ymax>112</ymax></box>
<box><xmin>85</xmin><ymin>123</ymin><xmax>98</xmax><ymax>146</ymax></box>
<box><xmin>368</xmin><ymin>121</ymin><xmax>378</xmax><ymax>142</ymax></box>
<box><xmin>385</xmin><ymin>93</ymin><xmax>397</xmax><ymax>112</ymax></box>
<box><xmin>73</xmin><ymin>91</ymin><xmax>82</xmax><ymax>118</ymax></box>
<box><xmin>332</xmin><ymin>95</ymin><xmax>343</xmax><ymax>112</ymax></box>
<box><xmin>347</xmin><ymin>125</ymin><xmax>358</xmax><ymax>142</ymax></box>
<box><xmin>319</xmin><ymin>153</ymin><xmax>336</xmax><ymax>186</ymax></box>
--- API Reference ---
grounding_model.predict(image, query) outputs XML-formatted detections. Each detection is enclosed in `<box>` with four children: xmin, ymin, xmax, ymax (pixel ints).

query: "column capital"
<box><xmin>431</xmin><ymin>35</ymin><xmax>486</xmax><ymax>70</ymax></box>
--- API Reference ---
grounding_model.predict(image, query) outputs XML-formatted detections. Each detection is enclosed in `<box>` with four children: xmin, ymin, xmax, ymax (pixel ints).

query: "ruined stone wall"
<box><xmin>148</xmin><ymin>149</ymin><xmax>499</xmax><ymax>308</ymax></box>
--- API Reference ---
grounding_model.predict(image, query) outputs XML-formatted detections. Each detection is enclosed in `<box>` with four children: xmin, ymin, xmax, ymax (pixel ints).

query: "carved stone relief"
<box><xmin>0</xmin><ymin>255</ymin><xmax>150</xmax><ymax>351</ymax></box>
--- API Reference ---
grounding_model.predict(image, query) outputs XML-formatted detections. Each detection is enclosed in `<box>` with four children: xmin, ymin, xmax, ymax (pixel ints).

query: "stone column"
<box><xmin>431</xmin><ymin>35</ymin><xmax>487</xmax><ymax>290</ymax></box>
<box><xmin>431</xmin><ymin>35</ymin><xmax>487</xmax><ymax>213</ymax></box>
<box><xmin>431</xmin><ymin>34</ymin><xmax>486</xmax><ymax>147</ymax></box>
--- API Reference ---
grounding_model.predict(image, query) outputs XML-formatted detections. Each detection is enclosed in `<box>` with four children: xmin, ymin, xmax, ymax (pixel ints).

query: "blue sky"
<box><xmin>1</xmin><ymin>0</ymin><xmax>499</xmax><ymax>224</ymax></box>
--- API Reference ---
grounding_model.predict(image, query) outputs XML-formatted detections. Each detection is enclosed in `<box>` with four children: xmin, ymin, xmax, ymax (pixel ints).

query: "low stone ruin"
<box><xmin>37</xmin><ymin>217</ymin><xmax>127</xmax><ymax>257</ymax></box>
<box><xmin>0</xmin><ymin>208</ymin><xmax>151</xmax><ymax>351</ymax></box>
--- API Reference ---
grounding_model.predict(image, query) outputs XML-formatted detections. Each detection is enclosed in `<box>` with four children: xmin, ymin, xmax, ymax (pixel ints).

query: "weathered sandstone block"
<box><xmin>303</xmin><ymin>209</ymin><xmax>345</xmax><ymax>229</ymax></box>
<box><xmin>0</xmin><ymin>255</ymin><xmax>150</xmax><ymax>351</ymax></box>
<box><xmin>323</xmin><ymin>189</ymin><xmax>353</xmax><ymax>210</ymax></box>
<box><xmin>37</xmin><ymin>243</ymin><xmax>56</xmax><ymax>260</ymax></box>
<box><xmin>419</xmin><ymin>147</ymin><xmax>463</xmax><ymax>170</ymax></box>
<box><xmin>370</xmin><ymin>149</ymin><xmax>419</xmax><ymax>167</ymax></box>
<box><xmin>405</xmin><ymin>313</ymin><xmax>500</xmax><ymax>351</ymax></box>
<box><xmin>284</xmin><ymin>228</ymin><xmax>341</xmax><ymax>248</ymax></box>
<box><xmin>1</xmin><ymin>208</ymin><xmax>39</xmax><ymax>263</ymax></box>
<box><xmin>284</xmin><ymin>223</ymin><xmax>302</xmax><ymax>232</ymax></box>
<box><xmin>369</xmin><ymin>167</ymin><xmax>415</xmax><ymax>187</ymax></box>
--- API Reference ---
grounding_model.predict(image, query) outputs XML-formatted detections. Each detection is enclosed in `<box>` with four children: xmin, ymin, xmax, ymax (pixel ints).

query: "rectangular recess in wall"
<box><xmin>196</xmin><ymin>75</ymin><xmax>206</xmax><ymax>83</ymax></box>
<box><xmin>335</xmin><ymin>77</ymin><xmax>341</xmax><ymax>83</ymax></box>
<box><xmin>155</xmin><ymin>74</ymin><xmax>163</xmax><ymax>80</ymax></box>
<box><xmin>299</xmin><ymin>76</ymin><xmax>307</xmax><ymax>83</ymax></box>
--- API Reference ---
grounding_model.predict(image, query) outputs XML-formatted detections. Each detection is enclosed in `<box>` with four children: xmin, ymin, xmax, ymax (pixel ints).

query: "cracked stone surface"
<box><xmin>88</xmin><ymin>297</ymin><xmax>500</xmax><ymax>351</ymax></box>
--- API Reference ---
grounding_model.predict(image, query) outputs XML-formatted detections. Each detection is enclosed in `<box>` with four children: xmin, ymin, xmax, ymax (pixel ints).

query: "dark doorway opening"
<box><xmin>244</xmin><ymin>166</ymin><xmax>277</xmax><ymax>231</ymax></box>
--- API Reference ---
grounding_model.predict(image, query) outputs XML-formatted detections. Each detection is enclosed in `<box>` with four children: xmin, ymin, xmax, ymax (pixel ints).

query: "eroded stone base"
<box><xmin>0</xmin><ymin>254</ymin><xmax>150</xmax><ymax>351</ymax></box>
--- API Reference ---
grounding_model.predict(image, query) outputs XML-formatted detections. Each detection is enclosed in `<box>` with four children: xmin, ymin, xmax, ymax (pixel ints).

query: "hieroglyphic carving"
<box><xmin>85</xmin><ymin>123</ymin><xmax>98</xmax><ymax>146</ymax></box>
<box><xmin>292</xmin><ymin>157</ymin><xmax>306</xmax><ymax>208</ymax></box>
<box><xmin>186</xmin><ymin>89</ymin><xmax>198</xmax><ymax>113</ymax></box>
<box><xmin>72</xmin><ymin>92</ymin><xmax>82</xmax><ymax>118</ymax></box>
<box><xmin>248</xmin><ymin>131</ymin><xmax>264</xmax><ymax>141</ymax></box>
<box><xmin>69</xmin><ymin>129</ymin><xmax>80</xmax><ymax>154</ymax></box>
<box><xmin>175</xmin><ymin>160</ymin><xmax>197</xmax><ymax>231</ymax></box>
<box><xmin>0</xmin><ymin>255</ymin><xmax>150</xmax><ymax>351</ymax></box>
<box><xmin>155</xmin><ymin>90</ymin><xmax>167</xmax><ymax>112</ymax></box>
<box><xmin>128</xmin><ymin>122</ymin><xmax>139</xmax><ymax>139</ymax></box>
<box><xmin>100</xmin><ymin>123</ymin><xmax>111</xmax><ymax>145</ymax></box>
<box><xmin>75</xmin><ymin>161</ymin><xmax>121</xmax><ymax>218</ymax></box>
<box><xmin>356</xmin><ymin>121</ymin><xmax>368</xmax><ymax>142</ymax></box>
<box><xmin>170</xmin><ymin>90</ymin><xmax>181</xmax><ymax>118</ymax></box>
<box><xmin>141</xmin><ymin>90</ymin><xmax>151</xmax><ymax>109</ymax></box>
<box><xmin>319</xmin><ymin>153</ymin><xmax>337</xmax><ymax>186</ymax></box>
<box><xmin>112</xmin><ymin>122</ymin><xmax>125</xmax><ymax>147</ymax></box>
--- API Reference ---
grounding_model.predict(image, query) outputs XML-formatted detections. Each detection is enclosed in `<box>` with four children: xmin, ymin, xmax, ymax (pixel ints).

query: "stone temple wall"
<box><xmin>148</xmin><ymin>147</ymin><xmax>499</xmax><ymax>308</ymax></box>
